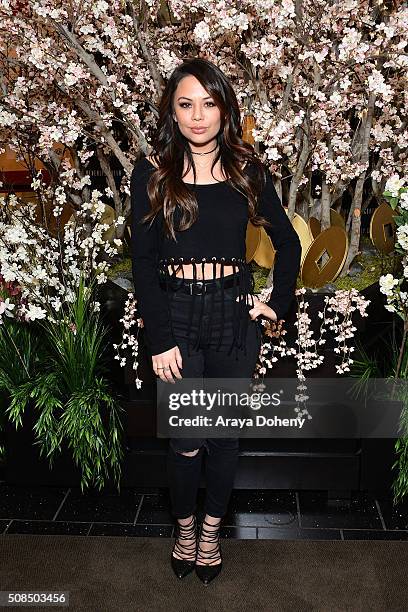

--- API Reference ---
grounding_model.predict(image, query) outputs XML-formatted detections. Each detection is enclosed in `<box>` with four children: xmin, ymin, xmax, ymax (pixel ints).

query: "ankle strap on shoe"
<box><xmin>198</xmin><ymin>519</ymin><xmax>221</xmax><ymax>558</ymax></box>
<box><xmin>176</xmin><ymin>515</ymin><xmax>196</xmax><ymax>537</ymax></box>
<box><xmin>173</xmin><ymin>516</ymin><xmax>197</xmax><ymax>556</ymax></box>
<box><xmin>201</xmin><ymin>518</ymin><xmax>221</xmax><ymax>532</ymax></box>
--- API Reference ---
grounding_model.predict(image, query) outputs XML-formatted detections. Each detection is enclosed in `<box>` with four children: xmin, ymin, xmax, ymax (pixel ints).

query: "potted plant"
<box><xmin>0</xmin><ymin>179</ymin><xmax>125</xmax><ymax>492</ymax></box>
<box><xmin>375</xmin><ymin>174</ymin><xmax>408</xmax><ymax>503</ymax></box>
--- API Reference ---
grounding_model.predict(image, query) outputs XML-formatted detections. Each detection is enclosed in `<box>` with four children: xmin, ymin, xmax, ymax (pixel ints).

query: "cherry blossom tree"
<box><xmin>0</xmin><ymin>0</ymin><xmax>407</xmax><ymax>274</ymax></box>
<box><xmin>1</xmin><ymin>0</ymin><xmax>407</xmax><ymax>496</ymax></box>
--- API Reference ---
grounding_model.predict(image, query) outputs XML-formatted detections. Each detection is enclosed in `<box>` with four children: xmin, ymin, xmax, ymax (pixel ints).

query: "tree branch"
<box><xmin>128</xmin><ymin>2</ymin><xmax>165</xmax><ymax>95</ymax></box>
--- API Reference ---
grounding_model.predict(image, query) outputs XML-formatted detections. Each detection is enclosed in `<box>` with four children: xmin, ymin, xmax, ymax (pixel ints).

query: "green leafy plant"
<box><xmin>344</xmin><ymin>175</ymin><xmax>408</xmax><ymax>504</ymax></box>
<box><xmin>350</xmin><ymin>290</ymin><xmax>408</xmax><ymax>504</ymax></box>
<box><xmin>2</xmin><ymin>276</ymin><xmax>124</xmax><ymax>493</ymax></box>
<box><xmin>0</xmin><ymin>308</ymin><xmax>44</xmax><ymax>470</ymax></box>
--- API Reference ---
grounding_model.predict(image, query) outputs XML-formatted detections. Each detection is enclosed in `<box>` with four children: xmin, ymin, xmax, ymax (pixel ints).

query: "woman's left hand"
<box><xmin>237</xmin><ymin>294</ymin><xmax>278</xmax><ymax>322</ymax></box>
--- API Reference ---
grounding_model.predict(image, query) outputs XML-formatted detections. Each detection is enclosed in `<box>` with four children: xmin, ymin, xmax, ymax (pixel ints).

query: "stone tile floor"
<box><xmin>1</xmin><ymin>482</ymin><xmax>408</xmax><ymax>541</ymax></box>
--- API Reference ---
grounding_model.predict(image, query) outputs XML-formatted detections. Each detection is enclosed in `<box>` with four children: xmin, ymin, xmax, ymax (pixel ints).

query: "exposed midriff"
<box><xmin>166</xmin><ymin>262</ymin><xmax>236</xmax><ymax>279</ymax></box>
<box><xmin>130</xmin><ymin>155</ymin><xmax>303</xmax><ymax>357</ymax></box>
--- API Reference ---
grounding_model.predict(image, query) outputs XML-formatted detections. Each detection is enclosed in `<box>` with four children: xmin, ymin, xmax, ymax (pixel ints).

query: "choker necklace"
<box><xmin>191</xmin><ymin>145</ymin><xmax>218</xmax><ymax>156</ymax></box>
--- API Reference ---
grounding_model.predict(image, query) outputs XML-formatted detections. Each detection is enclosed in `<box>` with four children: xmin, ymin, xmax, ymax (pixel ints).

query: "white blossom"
<box><xmin>385</xmin><ymin>174</ymin><xmax>405</xmax><ymax>197</ymax></box>
<box><xmin>379</xmin><ymin>273</ymin><xmax>399</xmax><ymax>296</ymax></box>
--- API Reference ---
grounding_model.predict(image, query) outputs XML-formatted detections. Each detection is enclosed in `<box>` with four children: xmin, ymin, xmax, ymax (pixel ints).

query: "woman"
<box><xmin>131</xmin><ymin>57</ymin><xmax>301</xmax><ymax>585</ymax></box>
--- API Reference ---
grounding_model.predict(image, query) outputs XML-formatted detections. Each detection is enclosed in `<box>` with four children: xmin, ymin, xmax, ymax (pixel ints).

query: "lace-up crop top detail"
<box><xmin>130</xmin><ymin>156</ymin><xmax>302</xmax><ymax>357</ymax></box>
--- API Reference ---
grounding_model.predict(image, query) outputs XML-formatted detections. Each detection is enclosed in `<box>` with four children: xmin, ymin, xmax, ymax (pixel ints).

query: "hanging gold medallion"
<box><xmin>330</xmin><ymin>208</ymin><xmax>346</xmax><ymax>229</ymax></box>
<box><xmin>301</xmin><ymin>226</ymin><xmax>348</xmax><ymax>288</ymax></box>
<box><xmin>307</xmin><ymin>209</ymin><xmax>345</xmax><ymax>239</ymax></box>
<box><xmin>253</xmin><ymin>227</ymin><xmax>276</xmax><ymax>268</ymax></box>
<box><xmin>308</xmin><ymin>216</ymin><xmax>321</xmax><ymax>239</ymax></box>
<box><xmin>369</xmin><ymin>202</ymin><xmax>396</xmax><ymax>254</ymax></box>
<box><xmin>247</xmin><ymin>211</ymin><xmax>312</xmax><ymax>268</ymax></box>
<box><xmin>245</xmin><ymin>221</ymin><xmax>262</xmax><ymax>262</ymax></box>
<box><xmin>286</xmin><ymin>211</ymin><xmax>313</xmax><ymax>264</ymax></box>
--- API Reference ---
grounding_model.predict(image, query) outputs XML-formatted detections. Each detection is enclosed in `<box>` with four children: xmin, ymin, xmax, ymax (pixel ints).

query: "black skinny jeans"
<box><xmin>164</xmin><ymin>273</ymin><xmax>262</xmax><ymax>519</ymax></box>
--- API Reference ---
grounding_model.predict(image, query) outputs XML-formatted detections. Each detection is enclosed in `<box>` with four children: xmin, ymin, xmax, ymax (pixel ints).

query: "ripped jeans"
<box><xmin>165</xmin><ymin>275</ymin><xmax>262</xmax><ymax>519</ymax></box>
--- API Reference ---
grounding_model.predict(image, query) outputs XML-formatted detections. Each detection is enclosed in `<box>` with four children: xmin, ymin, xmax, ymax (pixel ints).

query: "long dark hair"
<box><xmin>142</xmin><ymin>57</ymin><xmax>272</xmax><ymax>241</ymax></box>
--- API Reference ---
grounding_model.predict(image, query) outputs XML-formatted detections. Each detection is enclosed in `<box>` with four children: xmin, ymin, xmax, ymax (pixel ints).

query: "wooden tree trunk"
<box><xmin>320</xmin><ymin>177</ymin><xmax>331</xmax><ymax>231</ymax></box>
<box><xmin>342</xmin><ymin>93</ymin><xmax>376</xmax><ymax>275</ymax></box>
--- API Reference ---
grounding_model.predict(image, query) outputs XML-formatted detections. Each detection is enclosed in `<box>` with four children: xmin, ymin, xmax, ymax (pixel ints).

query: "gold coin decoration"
<box><xmin>330</xmin><ymin>208</ymin><xmax>346</xmax><ymax>229</ymax></box>
<box><xmin>369</xmin><ymin>202</ymin><xmax>396</xmax><ymax>254</ymax></box>
<box><xmin>247</xmin><ymin>211</ymin><xmax>313</xmax><ymax>269</ymax></box>
<box><xmin>307</xmin><ymin>209</ymin><xmax>345</xmax><ymax>239</ymax></box>
<box><xmin>286</xmin><ymin>211</ymin><xmax>313</xmax><ymax>264</ymax></box>
<box><xmin>301</xmin><ymin>226</ymin><xmax>348</xmax><ymax>288</ymax></box>
<box><xmin>245</xmin><ymin>221</ymin><xmax>262</xmax><ymax>263</ymax></box>
<box><xmin>253</xmin><ymin>227</ymin><xmax>275</xmax><ymax>268</ymax></box>
<box><xmin>308</xmin><ymin>216</ymin><xmax>321</xmax><ymax>239</ymax></box>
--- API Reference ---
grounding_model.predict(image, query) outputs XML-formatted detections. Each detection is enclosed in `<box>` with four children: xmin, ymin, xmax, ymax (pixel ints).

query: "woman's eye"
<box><xmin>179</xmin><ymin>102</ymin><xmax>215</xmax><ymax>108</ymax></box>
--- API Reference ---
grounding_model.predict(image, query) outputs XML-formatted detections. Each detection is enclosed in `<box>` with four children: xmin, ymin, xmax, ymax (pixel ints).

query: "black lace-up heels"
<box><xmin>170</xmin><ymin>515</ymin><xmax>197</xmax><ymax>579</ymax></box>
<box><xmin>195</xmin><ymin>517</ymin><xmax>223</xmax><ymax>585</ymax></box>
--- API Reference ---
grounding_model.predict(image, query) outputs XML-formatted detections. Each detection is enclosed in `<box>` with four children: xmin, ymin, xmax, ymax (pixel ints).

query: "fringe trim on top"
<box><xmin>158</xmin><ymin>256</ymin><xmax>253</xmax><ymax>358</ymax></box>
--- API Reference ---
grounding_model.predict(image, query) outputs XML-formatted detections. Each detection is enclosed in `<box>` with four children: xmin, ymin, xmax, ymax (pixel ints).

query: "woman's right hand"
<box><xmin>152</xmin><ymin>345</ymin><xmax>183</xmax><ymax>384</ymax></box>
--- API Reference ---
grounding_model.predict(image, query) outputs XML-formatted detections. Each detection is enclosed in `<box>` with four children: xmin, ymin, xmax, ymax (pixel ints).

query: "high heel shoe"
<box><xmin>195</xmin><ymin>518</ymin><xmax>223</xmax><ymax>585</ymax></box>
<box><xmin>170</xmin><ymin>515</ymin><xmax>197</xmax><ymax>579</ymax></box>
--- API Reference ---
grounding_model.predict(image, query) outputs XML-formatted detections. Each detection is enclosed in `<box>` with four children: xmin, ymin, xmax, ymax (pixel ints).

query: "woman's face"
<box><xmin>172</xmin><ymin>74</ymin><xmax>222</xmax><ymax>150</ymax></box>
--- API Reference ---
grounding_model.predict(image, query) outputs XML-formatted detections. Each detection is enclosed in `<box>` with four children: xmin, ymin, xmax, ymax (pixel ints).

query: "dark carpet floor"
<box><xmin>1</xmin><ymin>535</ymin><xmax>407</xmax><ymax>612</ymax></box>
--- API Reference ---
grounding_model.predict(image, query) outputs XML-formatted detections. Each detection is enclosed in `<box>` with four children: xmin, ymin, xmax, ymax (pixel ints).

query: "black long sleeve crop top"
<box><xmin>130</xmin><ymin>156</ymin><xmax>301</xmax><ymax>357</ymax></box>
